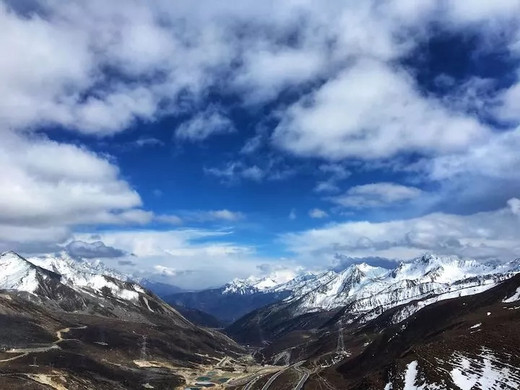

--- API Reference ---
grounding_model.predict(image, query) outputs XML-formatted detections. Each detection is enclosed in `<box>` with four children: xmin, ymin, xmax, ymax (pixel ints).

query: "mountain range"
<box><xmin>226</xmin><ymin>254</ymin><xmax>520</xmax><ymax>345</ymax></box>
<box><xmin>1</xmin><ymin>250</ymin><xmax>519</xmax><ymax>389</ymax></box>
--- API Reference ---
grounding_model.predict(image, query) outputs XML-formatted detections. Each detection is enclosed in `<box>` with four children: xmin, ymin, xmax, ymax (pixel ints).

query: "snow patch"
<box><xmin>450</xmin><ymin>350</ymin><xmax>520</xmax><ymax>390</ymax></box>
<box><xmin>503</xmin><ymin>287</ymin><xmax>520</xmax><ymax>303</ymax></box>
<box><xmin>403</xmin><ymin>361</ymin><xmax>423</xmax><ymax>390</ymax></box>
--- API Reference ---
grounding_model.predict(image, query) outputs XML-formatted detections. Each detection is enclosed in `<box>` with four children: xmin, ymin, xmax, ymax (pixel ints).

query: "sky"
<box><xmin>1</xmin><ymin>0</ymin><xmax>520</xmax><ymax>289</ymax></box>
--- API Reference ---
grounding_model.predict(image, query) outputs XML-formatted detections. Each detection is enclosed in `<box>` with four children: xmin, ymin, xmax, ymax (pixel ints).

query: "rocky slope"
<box><xmin>308</xmin><ymin>273</ymin><xmax>520</xmax><ymax>389</ymax></box>
<box><xmin>0</xmin><ymin>251</ymin><xmax>244</xmax><ymax>389</ymax></box>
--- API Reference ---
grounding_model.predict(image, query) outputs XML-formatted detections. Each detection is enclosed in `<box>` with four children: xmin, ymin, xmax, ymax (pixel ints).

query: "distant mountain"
<box><xmin>165</xmin><ymin>272</ymin><xmax>298</xmax><ymax>323</ymax></box>
<box><xmin>172</xmin><ymin>305</ymin><xmax>225</xmax><ymax>328</ymax></box>
<box><xmin>138</xmin><ymin>279</ymin><xmax>185</xmax><ymax>298</ymax></box>
<box><xmin>166</xmin><ymin>288</ymin><xmax>291</xmax><ymax>324</ymax></box>
<box><xmin>0</xmin><ymin>251</ymin><xmax>244</xmax><ymax>389</ymax></box>
<box><xmin>226</xmin><ymin>254</ymin><xmax>520</xmax><ymax>345</ymax></box>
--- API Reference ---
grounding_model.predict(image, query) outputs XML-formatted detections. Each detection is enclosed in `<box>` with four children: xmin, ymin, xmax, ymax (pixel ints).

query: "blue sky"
<box><xmin>1</xmin><ymin>1</ymin><xmax>520</xmax><ymax>288</ymax></box>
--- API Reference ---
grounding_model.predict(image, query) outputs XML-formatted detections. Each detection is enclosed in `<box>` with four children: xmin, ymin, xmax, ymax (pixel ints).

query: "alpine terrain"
<box><xmin>0</xmin><ymin>251</ymin><xmax>266</xmax><ymax>389</ymax></box>
<box><xmin>1</xmin><ymin>250</ymin><xmax>520</xmax><ymax>389</ymax></box>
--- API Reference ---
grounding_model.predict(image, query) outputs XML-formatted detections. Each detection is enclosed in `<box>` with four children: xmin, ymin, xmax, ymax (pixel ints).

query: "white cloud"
<box><xmin>282</xmin><ymin>199</ymin><xmax>520</xmax><ymax>264</ymax></box>
<box><xmin>508</xmin><ymin>198</ymin><xmax>520</xmax><ymax>216</ymax></box>
<box><xmin>204</xmin><ymin>210</ymin><xmax>244</xmax><ymax>222</ymax></box>
<box><xmin>289</xmin><ymin>209</ymin><xmax>297</xmax><ymax>220</ymax></box>
<box><xmin>65</xmin><ymin>240</ymin><xmax>126</xmax><ymax>259</ymax></box>
<box><xmin>430</xmin><ymin>128</ymin><xmax>520</xmax><ymax>181</ymax></box>
<box><xmin>175</xmin><ymin>106</ymin><xmax>235</xmax><ymax>141</ymax></box>
<box><xmin>314</xmin><ymin>163</ymin><xmax>351</xmax><ymax>193</ymax></box>
<box><xmin>2</xmin><ymin>0</ymin><xmax>520</xmax><ymax>281</ymax></box>
<box><xmin>155</xmin><ymin>214</ymin><xmax>184</xmax><ymax>225</ymax></box>
<box><xmin>204</xmin><ymin>157</ymin><xmax>296</xmax><ymax>183</ymax></box>
<box><xmin>0</xmin><ymin>132</ymin><xmax>149</xmax><ymax>249</ymax></box>
<box><xmin>331</xmin><ymin>182</ymin><xmax>423</xmax><ymax>209</ymax></box>
<box><xmin>233</xmin><ymin>44</ymin><xmax>328</xmax><ymax>103</ymax></box>
<box><xmin>445</xmin><ymin>0</ymin><xmax>520</xmax><ymax>24</ymax></box>
<box><xmin>154</xmin><ymin>265</ymin><xmax>178</xmax><ymax>277</ymax></box>
<box><xmin>309</xmin><ymin>208</ymin><xmax>329</xmax><ymax>219</ymax></box>
<box><xmin>156</xmin><ymin>210</ymin><xmax>244</xmax><ymax>224</ymax></box>
<box><xmin>134</xmin><ymin>137</ymin><xmax>164</xmax><ymax>148</ymax></box>
<box><xmin>205</xmin><ymin>162</ymin><xmax>265</xmax><ymax>182</ymax></box>
<box><xmin>273</xmin><ymin>59</ymin><xmax>490</xmax><ymax>160</ymax></box>
<box><xmin>0</xmin><ymin>0</ymin><xmax>517</xmax><ymax>139</ymax></box>
<box><xmin>494</xmin><ymin>83</ymin><xmax>520</xmax><ymax>124</ymax></box>
<box><xmin>73</xmin><ymin>229</ymin><xmax>277</xmax><ymax>289</ymax></box>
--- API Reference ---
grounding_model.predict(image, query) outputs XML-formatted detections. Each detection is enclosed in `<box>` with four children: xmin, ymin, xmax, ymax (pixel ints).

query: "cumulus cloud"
<box><xmin>2</xmin><ymin>0</ymin><xmax>520</xmax><ymax>284</ymax></box>
<box><xmin>0</xmin><ymin>132</ymin><xmax>150</xmax><ymax>250</ymax></box>
<box><xmin>73</xmin><ymin>229</ymin><xmax>276</xmax><ymax>289</ymax></box>
<box><xmin>0</xmin><ymin>0</ymin><xmax>517</xmax><ymax>139</ymax></box>
<box><xmin>65</xmin><ymin>240</ymin><xmax>126</xmax><ymax>259</ymax></box>
<box><xmin>309</xmin><ymin>209</ymin><xmax>329</xmax><ymax>219</ymax></box>
<box><xmin>331</xmin><ymin>182</ymin><xmax>423</xmax><ymax>209</ymax></box>
<box><xmin>154</xmin><ymin>265</ymin><xmax>177</xmax><ymax>277</ymax></box>
<box><xmin>1</xmin><ymin>0</ymin><xmax>517</xmax><ymax>157</ymax></box>
<box><xmin>273</xmin><ymin>59</ymin><xmax>490</xmax><ymax>160</ymax></box>
<box><xmin>281</xmin><ymin>199</ymin><xmax>520</xmax><ymax>264</ymax></box>
<box><xmin>155</xmin><ymin>214</ymin><xmax>184</xmax><ymax>225</ymax></box>
<box><xmin>314</xmin><ymin>164</ymin><xmax>351</xmax><ymax>193</ymax></box>
<box><xmin>175</xmin><ymin>106</ymin><xmax>235</xmax><ymax>141</ymax></box>
<box><xmin>429</xmin><ymin>127</ymin><xmax>520</xmax><ymax>181</ymax></box>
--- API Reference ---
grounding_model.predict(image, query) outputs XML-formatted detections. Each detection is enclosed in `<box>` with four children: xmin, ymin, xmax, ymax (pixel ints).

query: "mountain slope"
<box><xmin>240</xmin><ymin>274</ymin><xmax>520</xmax><ymax>389</ymax></box>
<box><xmin>313</xmin><ymin>273</ymin><xmax>520</xmax><ymax>389</ymax></box>
<box><xmin>226</xmin><ymin>254</ymin><xmax>520</xmax><ymax>345</ymax></box>
<box><xmin>172</xmin><ymin>304</ymin><xmax>225</xmax><ymax>328</ymax></box>
<box><xmin>0</xmin><ymin>251</ymin><xmax>247</xmax><ymax>389</ymax></box>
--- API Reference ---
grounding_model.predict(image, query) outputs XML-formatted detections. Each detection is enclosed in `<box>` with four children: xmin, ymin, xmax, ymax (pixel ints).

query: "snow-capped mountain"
<box><xmin>223</xmin><ymin>269</ymin><xmax>300</xmax><ymax>295</ymax></box>
<box><xmin>29</xmin><ymin>251</ymin><xmax>130</xmax><ymax>283</ymax></box>
<box><xmin>284</xmin><ymin>254</ymin><xmax>520</xmax><ymax>316</ymax></box>
<box><xmin>0</xmin><ymin>251</ymin><xmax>62</xmax><ymax>294</ymax></box>
<box><xmin>0</xmin><ymin>251</ymin><xmax>177</xmax><ymax>319</ymax></box>
<box><xmin>226</xmin><ymin>254</ymin><xmax>520</xmax><ymax>345</ymax></box>
<box><xmin>26</xmin><ymin>251</ymin><xmax>142</xmax><ymax>301</ymax></box>
<box><xmin>0</xmin><ymin>251</ymin><xmax>245</xmax><ymax>389</ymax></box>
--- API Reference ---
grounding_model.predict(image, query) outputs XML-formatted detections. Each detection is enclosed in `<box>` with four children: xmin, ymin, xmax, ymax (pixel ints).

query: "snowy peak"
<box><xmin>0</xmin><ymin>251</ymin><xmax>164</xmax><ymax>316</ymax></box>
<box><xmin>280</xmin><ymin>254</ymin><xmax>520</xmax><ymax>316</ymax></box>
<box><xmin>223</xmin><ymin>269</ymin><xmax>298</xmax><ymax>295</ymax></box>
<box><xmin>28</xmin><ymin>252</ymin><xmax>131</xmax><ymax>293</ymax></box>
<box><xmin>0</xmin><ymin>251</ymin><xmax>61</xmax><ymax>294</ymax></box>
<box><xmin>392</xmin><ymin>254</ymin><xmax>502</xmax><ymax>284</ymax></box>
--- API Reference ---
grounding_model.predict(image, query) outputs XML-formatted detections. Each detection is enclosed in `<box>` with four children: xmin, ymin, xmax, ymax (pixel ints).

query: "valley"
<box><xmin>1</xmin><ymin>251</ymin><xmax>520</xmax><ymax>389</ymax></box>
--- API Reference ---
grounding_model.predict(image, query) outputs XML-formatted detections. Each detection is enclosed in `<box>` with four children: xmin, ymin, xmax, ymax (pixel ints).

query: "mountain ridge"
<box><xmin>226</xmin><ymin>253</ymin><xmax>520</xmax><ymax>345</ymax></box>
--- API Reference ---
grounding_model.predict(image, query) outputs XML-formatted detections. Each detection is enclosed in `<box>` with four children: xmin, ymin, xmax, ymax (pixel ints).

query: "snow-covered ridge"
<box><xmin>222</xmin><ymin>254</ymin><xmax>520</xmax><ymax>306</ymax></box>
<box><xmin>0</xmin><ymin>251</ymin><xmax>59</xmax><ymax>294</ymax></box>
<box><xmin>0</xmin><ymin>251</ymin><xmax>142</xmax><ymax>302</ymax></box>
<box><xmin>29</xmin><ymin>251</ymin><xmax>129</xmax><ymax>285</ymax></box>
<box><xmin>223</xmin><ymin>269</ymin><xmax>302</xmax><ymax>295</ymax></box>
<box><xmin>283</xmin><ymin>254</ymin><xmax>520</xmax><ymax>318</ymax></box>
<box><xmin>227</xmin><ymin>254</ymin><xmax>520</xmax><ymax>325</ymax></box>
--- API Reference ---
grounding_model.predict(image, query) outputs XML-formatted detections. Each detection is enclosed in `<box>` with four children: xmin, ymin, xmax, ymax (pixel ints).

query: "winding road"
<box><xmin>0</xmin><ymin>325</ymin><xmax>87</xmax><ymax>364</ymax></box>
<box><xmin>292</xmin><ymin>364</ymin><xmax>310</xmax><ymax>390</ymax></box>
